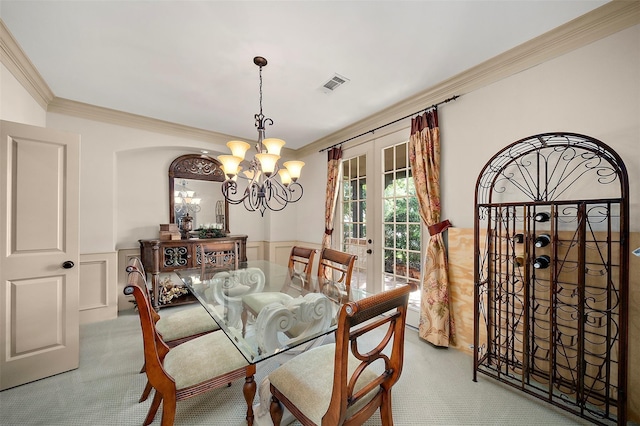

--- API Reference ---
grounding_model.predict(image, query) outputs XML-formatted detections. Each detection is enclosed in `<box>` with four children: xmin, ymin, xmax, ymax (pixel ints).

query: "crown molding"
<box><xmin>297</xmin><ymin>0</ymin><xmax>640</xmax><ymax>157</ymax></box>
<box><xmin>47</xmin><ymin>97</ymin><xmax>244</xmax><ymax>143</ymax></box>
<box><xmin>0</xmin><ymin>19</ymin><xmax>54</xmax><ymax>109</ymax></box>
<box><xmin>2</xmin><ymin>2</ymin><xmax>639</xmax><ymax>155</ymax></box>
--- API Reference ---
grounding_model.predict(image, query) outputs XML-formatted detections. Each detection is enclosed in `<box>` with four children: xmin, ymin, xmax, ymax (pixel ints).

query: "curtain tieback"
<box><xmin>428</xmin><ymin>219</ymin><xmax>452</xmax><ymax>236</ymax></box>
<box><xmin>324</xmin><ymin>228</ymin><xmax>334</xmax><ymax>236</ymax></box>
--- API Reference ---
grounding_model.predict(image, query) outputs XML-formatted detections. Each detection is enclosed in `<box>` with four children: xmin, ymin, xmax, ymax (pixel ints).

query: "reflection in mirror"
<box><xmin>173</xmin><ymin>179</ymin><xmax>224</xmax><ymax>230</ymax></box>
<box><xmin>169</xmin><ymin>154</ymin><xmax>229</xmax><ymax>236</ymax></box>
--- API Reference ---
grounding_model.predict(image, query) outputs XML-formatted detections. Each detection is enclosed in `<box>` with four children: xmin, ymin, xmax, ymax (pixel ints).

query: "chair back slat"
<box><xmin>288</xmin><ymin>246</ymin><xmax>318</xmax><ymax>276</ymax></box>
<box><xmin>317</xmin><ymin>248</ymin><xmax>357</xmax><ymax>288</ymax></box>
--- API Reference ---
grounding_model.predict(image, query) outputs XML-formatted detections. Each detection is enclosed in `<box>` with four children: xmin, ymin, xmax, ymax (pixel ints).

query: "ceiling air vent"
<box><xmin>321</xmin><ymin>73</ymin><xmax>350</xmax><ymax>94</ymax></box>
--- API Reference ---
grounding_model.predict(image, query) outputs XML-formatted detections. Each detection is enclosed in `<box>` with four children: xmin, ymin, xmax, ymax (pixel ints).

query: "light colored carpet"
<box><xmin>0</xmin><ymin>309</ymin><xmax>599</xmax><ymax>425</ymax></box>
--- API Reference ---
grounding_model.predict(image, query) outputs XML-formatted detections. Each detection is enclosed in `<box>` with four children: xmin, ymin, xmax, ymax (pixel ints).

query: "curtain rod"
<box><xmin>319</xmin><ymin>95</ymin><xmax>459</xmax><ymax>153</ymax></box>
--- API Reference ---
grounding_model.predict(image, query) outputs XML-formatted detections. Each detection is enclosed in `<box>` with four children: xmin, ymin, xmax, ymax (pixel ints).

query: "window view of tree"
<box><xmin>342</xmin><ymin>155</ymin><xmax>367</xmax><ymax>290</ymax></box>
<box><xmin>383</xmin><ymin>143</ymin><xmax>421</xmax><ymax>291</ymax></box>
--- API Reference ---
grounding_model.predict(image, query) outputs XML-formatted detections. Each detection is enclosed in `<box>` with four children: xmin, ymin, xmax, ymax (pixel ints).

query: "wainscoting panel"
<box><xmin>245</xmin><ymin>240</ymin><xmax>263</xmax><ymax>261</ymax></box>
<box><xmin>79</xmin><ymin>252</ymin><xmax>117</xmax><ymax>324</ymax></box>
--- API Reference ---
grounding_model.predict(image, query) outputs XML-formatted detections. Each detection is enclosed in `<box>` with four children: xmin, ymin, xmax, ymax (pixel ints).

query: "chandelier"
<box><xmin>218</xmin><ymin>56</ymin><xmax>304</xmax><ymax>216</ymax></box>
<box><xmin>174</xmin><ymin>180</ymin><xmax>201</xmax><ymax>216</ymax></box>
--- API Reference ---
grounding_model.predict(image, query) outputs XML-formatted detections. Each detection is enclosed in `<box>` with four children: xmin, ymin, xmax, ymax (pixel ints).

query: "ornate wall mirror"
<box><xmin>169</xmin><ymin>154</ymin><xmax>229</xmax><ymax>234</ymax></box>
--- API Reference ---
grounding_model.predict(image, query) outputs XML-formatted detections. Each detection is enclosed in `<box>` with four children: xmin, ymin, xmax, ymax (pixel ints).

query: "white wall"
<box><xmin>441</xmin><ymin>24</ymin><xmax>639</xmax><ymax>231</ymax></box>
<box><xmin>292</xmin><ymin>151</ymin><xmax>336</xmax><ymax>244</ymax></box>
<box><xmin>0</xmin><ymin>63</ymin><xmax>46</xmax><ymax>126</ymax></box>
<box><xmin>4</xmin><ymin>24</ymin><xmax>638</xmax><ymax>256</ymax></box>
<box><xmin>295</xmin><ymin>24</ymin><xmax>640</xmax><ymax>236</ymax></box>
<box><xmin>44</xmin><ymin>113</ymin><xmax>268</xmax><ymax>252</ymax></box>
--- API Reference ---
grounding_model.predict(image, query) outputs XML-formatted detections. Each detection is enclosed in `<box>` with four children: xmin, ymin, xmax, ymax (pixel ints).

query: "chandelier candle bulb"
<box><xmin>218</xmin><ymin>155</ymin><xmax>243</xmax><ymax>178</ymax></box>
<box><xmin>262</xmin><ymin>138</ymin><xmax>286</xmax><ymax>155</ymax></box>
<box><xmin>255</xmin><ymin>153</ymin><xmax>280</xmax><ymax>176</ymax></box>
<box><xmin>278</xmin><ymin>169</ymin><xmax>292</xmax><ymax>186</ymax></box>
<box><xmin>283</xmin><ymin>160</ymin><xmax>305</xmax><ymax>181</ymax></box>
<box><xmin>227</xmin><ymin>141</ymin><xmax>251</xmax><ymax>159</ymax></box>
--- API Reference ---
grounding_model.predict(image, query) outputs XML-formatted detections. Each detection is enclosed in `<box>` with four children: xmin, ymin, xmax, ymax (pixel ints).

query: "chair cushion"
<box><xmin>242</xmin><ymin>293</ymin><xmax>293</xmax><ymax>314</ymax></box>
<box><xmin>225</xmin><ymin>284</ymin><xmax>251</xmax><ymax>297</ymax></box>
<box><xmin>164</xmin><ymin>331</ymin><xmax>249</xmax><ymax>390</ymax></box>
<box><xmin>268</xmin><ymin>343</ymin><xmax>380</xmax><ymax>424</ymax></box>
<box><xmin>156</xmin><ymin>305</ymin><xmax>220</xmax><ymax>342</ymax></box>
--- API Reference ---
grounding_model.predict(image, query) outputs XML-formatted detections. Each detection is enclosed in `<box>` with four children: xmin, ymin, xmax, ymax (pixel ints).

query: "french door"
<box><xmin>340</xmin><ymin>129</ymin><xmax>422</xmax><ymax>327</ymax></box>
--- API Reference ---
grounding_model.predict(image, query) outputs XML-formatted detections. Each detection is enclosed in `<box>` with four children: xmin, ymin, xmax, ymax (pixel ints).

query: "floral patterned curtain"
<box><xmin>408</xmin><ymin>109</ymin><xmax>455</xmax><ymax>347</ymax></box>
<box><xmin>322</xmin><ymin>146</ymin><xmax>343</xmax><ymax>249</ymax></box>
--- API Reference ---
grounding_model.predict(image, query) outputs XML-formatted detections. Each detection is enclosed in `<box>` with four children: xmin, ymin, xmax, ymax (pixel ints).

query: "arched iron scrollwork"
<box><xmin>473</xmin><ymin>132</ymin><xmax>629</xmax><ymax>426</ymax></box>
<box><xmin>221</xmin><ymin>176</ymin><xmax>303</xmax><ymax>216</ymax></box>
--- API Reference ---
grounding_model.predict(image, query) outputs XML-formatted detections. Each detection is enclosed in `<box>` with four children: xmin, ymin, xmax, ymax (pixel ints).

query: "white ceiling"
<box><xmin>0</xmin><ymin>1</ymin><xmax>608</xmax><ymax>150</ymax></box>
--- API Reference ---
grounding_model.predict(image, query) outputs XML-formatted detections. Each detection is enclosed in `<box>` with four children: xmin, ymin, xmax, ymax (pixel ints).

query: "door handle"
<box><xmin>62</xmin><ymin>261</ymin><xmax>75</xmax><ymax>269</ymax></box>
<box><xmin>366</xmin><ymin>249</ymin><xmax>372</xmax><ymax>254</ymax></box>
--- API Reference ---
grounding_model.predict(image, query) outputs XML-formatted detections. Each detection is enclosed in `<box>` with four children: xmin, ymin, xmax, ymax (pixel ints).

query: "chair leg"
<box><xmin>244</xmin><ymin>366</ymin><xmax>257</xmax><ymax>425</ymax></box>
<box><xmin>269</xmin><ymin>395</ymin><xmax>283</xmax><ymax>426</ymax></box>
<box><xmin>241</xmin><ymin>309</ymin><xmax>248</xmax><ymax>337</ymax></box>
<box><xmin>160</xmin><ymin>393</ymin><xmax>177</xmax><ymax>426</ymax></box>
<box><xmin>139</xmin><ymin>380</ymin><xmax>153</xmax><ymax>403</ymax></box>
<box><xmin>144</xmin><ymin>390</ymin><xmax>162</xmax><ymax>426</ymax></box>
<box><xmin>380</xmin><ymin>390</ymin><xmax>394</xmax><ymax>426</ymax></box>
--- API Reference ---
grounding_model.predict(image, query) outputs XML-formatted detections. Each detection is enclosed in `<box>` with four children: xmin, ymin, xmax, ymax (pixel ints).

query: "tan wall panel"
<box><xmin>79</xmin><ymin>252</ymin><xmax>117</xmax><ymax>323</ymax></box>
<box><xmin>246</xmin><ymin>241</ymin><xmax>263</xmax><ymax>262</ymax></box>
<box><xmin>80</xmin><ymin>261</ymin><xmax>106</xmax><ymax>308</ymax></box>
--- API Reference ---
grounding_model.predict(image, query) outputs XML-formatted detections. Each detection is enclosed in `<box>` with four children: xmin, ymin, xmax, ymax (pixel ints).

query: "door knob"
<box><xmin>366</xmin><ymin>249</ymin><xmax>372</xmax><ymax>254</ymax></box>
<box><xmin>62</xmin><ymin>261</ymin><xmax>75</xmax><ymax>269</ymax></box>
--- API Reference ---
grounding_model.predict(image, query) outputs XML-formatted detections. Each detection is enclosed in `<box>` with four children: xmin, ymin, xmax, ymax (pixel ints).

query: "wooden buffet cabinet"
<box><xmin>139</xmin><ymin>235</ymin><xmax>248</xmax><ymax>309</ymax></box>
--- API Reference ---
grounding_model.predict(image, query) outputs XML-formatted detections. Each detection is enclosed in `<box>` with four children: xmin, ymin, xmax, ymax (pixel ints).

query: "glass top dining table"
<box><xmin>175</xmin><ymin>260</ymin><xmax>368</xmax><ymax>365</ymax></box>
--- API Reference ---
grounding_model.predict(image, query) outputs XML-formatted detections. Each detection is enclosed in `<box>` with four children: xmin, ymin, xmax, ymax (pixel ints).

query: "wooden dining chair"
<box><xmin>316</xmin><ymin>248</ymin><xmax>357</xmax><ymax>304</ymax></box>
<box><xmin>289</xmin><ymin>246</ymin><xmax>318</xmax><ymax>280</ymax></box>
<box><xmin>125</xmin><ymin>258</ymin><xmax>256</xmax><ymax>426</ymax></box>
<box><xmin>241</xmin><ymin>246</ymin><xmax>318</xmax><ymax>334</ymax></box>
<box><xmin>198</xmin><ymin>240</ymin><xmax>240</xmax><ymax>281</ymax></box>
<box><xmin>268</xmin><ymin>281</ymin><xmax>418</xmax><ymax>426</ymax></box>
<box><xmin>126</xmin><ymin>258</ymin><xmax>222</xmax><ymax>403</ymax></box>
<box><xmin>317</xmin><ymin>248</ymin><xmax>357</xmax><ymax>287</ymax></box>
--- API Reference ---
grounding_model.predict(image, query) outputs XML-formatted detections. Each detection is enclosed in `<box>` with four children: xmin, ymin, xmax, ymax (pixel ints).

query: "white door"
<box><xmin>0</xmin><ymin>120</ymin><xmax>80</xmax><ymax>390</ymax></box>
<box><xmin>341</xmin><ymin>129</ymin><xmax>423</xmax><ymax>327</ymax></box>
<box><xmin>340</xmin><ymin>144</ymin><xmax>374</xmax><ymax>292</ymax></box>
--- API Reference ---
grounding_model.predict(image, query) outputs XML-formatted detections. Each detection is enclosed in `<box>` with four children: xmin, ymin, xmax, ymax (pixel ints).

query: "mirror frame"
<box><xmin>169</xmin><ymin>154</ymin><xmax>229</xmax><ymax>234</ymax></box>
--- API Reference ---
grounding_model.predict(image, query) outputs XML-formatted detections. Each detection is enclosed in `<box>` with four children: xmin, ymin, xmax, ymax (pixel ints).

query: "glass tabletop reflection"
<box><xmin>175</xmin><ymin>260</ymin><xmax>367</xmax><ymax>364</ymax></box>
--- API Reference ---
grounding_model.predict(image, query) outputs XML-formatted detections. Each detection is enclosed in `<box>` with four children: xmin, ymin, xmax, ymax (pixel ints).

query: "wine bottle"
<box><xmin>512</xmin><ymin>233</ymin><xmax>524</xmax><ymax>244</ymax></box>
<box><xmin>534</xmin><ymin>212</ymin><xmax>550</xmax><ymax>222</ymax></box>
<box><xmin>534</xmin><ymin>234</ymin><xmax>551</xmax><ymax>248</ymax></box>
<box><xmin>533</xmin><ymin>255</ymin><xmax>551</xmax><ymax>269</ymax></box>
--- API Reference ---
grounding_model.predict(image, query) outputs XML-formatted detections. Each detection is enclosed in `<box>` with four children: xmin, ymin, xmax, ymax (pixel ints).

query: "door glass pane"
<box><xmin>381</xmin><ymin>141</ymin><xmax>421</xmax><ymax>310</ymax></box>
<box><xmin>342</xmin><ymin>154</ymin><xmax>367</xmax><ymax>290</ymax></box>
